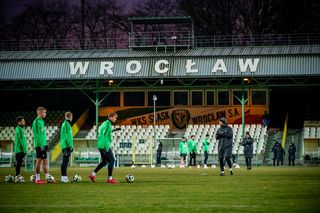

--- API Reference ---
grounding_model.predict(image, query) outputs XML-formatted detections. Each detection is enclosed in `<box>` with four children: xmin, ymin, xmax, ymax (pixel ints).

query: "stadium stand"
<box><xmin>184</xmin><ymin>124</ymin><xmax>268</xmax><ymax>156</ymax></box>
<box><xmin>303</xmin><ymin>126</ymin><xmax>320</xmax><ymax>139</ymax></box>
<box><xmin>302</xmin><ymin>122</ymin><xmax>320</xmax><ymax>164</ymax></box>
<box><xmin>85</xmin><ymin>124</ymin><xmax>170</xmax><ymax>155</ymax></box>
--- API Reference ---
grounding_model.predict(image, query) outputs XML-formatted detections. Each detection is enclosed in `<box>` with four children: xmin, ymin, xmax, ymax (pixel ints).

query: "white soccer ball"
<box><xmin>125</xmin><ymin>174</ymin><xmax>134</xmax><ymax>183</ymax></box>
<box><xmin>46</xmin><ymin>175</ymin><xmax>56</xmax><ymax>183</ymax></box>
<box><xmin>141</xmin><ymin>165</ymin><xmax>146</xmax><ymax>168</ymax></box>
<box><xmin>235</xmin><ymin>164</ymin><xmax>240</xmax><ymax>169</ymax></box>
<box><xmin>211</xmin><ymin>165</ymin><xmax>216</xmax><ymax>169</ymax></box>
<box><xmin>151</xmin><ymin>165</ymin><xmax>155</xmax><ymax>168</ymax></box>
<box><xmin>131</xmin><ymin>164</ymin><xmax>136</xmax><ymax>169</ymax></box>
<box><xmin>196</xmin><ymin>165</ymin><xmax>201</xmax><ymax>169</ymax></box>
<box><xmin>15</xmin><ymin>176</ymin><xmax>25</xmax><ymax>183</ymax></box>
<box><xmin>73</xmin><ymin>174</ymin><xmax>82</xmax><ymax>182</ymax></box>
<box><xmin>161</xmin><ymin>165</ymin><xmax>166</xmax><ymax>168</ymax></box>
<box><xmin>30</xmin><ymin>174</ymin><xmax>36</xmax><ymax>182</ymax></box>
<box><xmin>5</xmin><ymin>175</ymin><xmax>14</xmax><ymax>183</ymax></box>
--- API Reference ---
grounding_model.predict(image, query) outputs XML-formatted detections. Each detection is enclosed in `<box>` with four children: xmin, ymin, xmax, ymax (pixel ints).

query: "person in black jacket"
<box><xmin>242</xmin><ymin>131</ymin><xmax>254</xmax><ymax>170</ymax></box>
<box><xmin>277</xmin><ymin>144</ymin><xmax>285</xmax><ymax>166</ymax></box>
<box><xmin>156</xmin><ymin>142</ymin><xmax>163</xmax><ymax>166</ymax></box>
<box><xmin>216</xmin><ymin>117</ymin><xmax>233</xmax><ymax>176</ymax></box>
<box><xmin>288</xmin><ymin>142</ymin><xmax>296</xmax><ymax>166</ymax></box>
<box><xmin>272</xmin><ymin>142</ymin><xmax>280</xmax><ymax>166</ymax></box>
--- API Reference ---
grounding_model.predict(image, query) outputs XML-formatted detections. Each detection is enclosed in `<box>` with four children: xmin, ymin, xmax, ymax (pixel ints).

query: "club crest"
<box><xmin>171</xmin><ymin>109</ymin><xmax>190</xmax><ymax>129</ymax></box>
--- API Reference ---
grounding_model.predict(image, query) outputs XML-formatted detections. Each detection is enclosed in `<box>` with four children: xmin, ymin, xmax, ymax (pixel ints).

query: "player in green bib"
<box><xmin>14</xmin><ymin>116</ymin><xmax>27</xmax><ymax>182</ymax></box>
<box><xmin>203</xmin><ymin>134</ymin><xmax>210</xmax><ymax>168</ymax></box>
<box><xmin>179</xmin><ymin>137</ymin><xmax>187</xmax><ymax>168</ymax></box>
<box><xmin>32</xmin><ymin>107</ymin><xmax>49</xmax><ymax>184</ymax></box>
<box><xmin>188</xmin><ymin>135</ymin><xmax>197</xmax><ymax>167</ymax></box>
<box><xmin>60</xmin><ymin>111</ymin><xmax>74</xmax><ymax>183</ymax></box>
<box><xmin>89</xmin><ymin>112</ymin><xmax>120</xmax><ymax>184</ymax></box>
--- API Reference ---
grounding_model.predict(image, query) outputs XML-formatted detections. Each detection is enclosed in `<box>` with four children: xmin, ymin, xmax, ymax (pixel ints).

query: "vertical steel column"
<box><xmin>95</xmin><ymin>80</ymin><xmax>99</xmax><ymax>139</ymax></box>
<box><xmin>242</xmin><ymin>78</ymin><xmax>245</xmax><ymax>139</ymax></box>
<box><xmin>153</xmin><ymin>95</ymin><xmax>157</xmax><ymax>165</ymax></box>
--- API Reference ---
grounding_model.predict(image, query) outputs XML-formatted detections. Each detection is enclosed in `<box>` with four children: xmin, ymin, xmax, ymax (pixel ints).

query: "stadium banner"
<box><xmin>99</xmin><ymin>106</ymin><xmax>267</xmax><ymax>129</ymax></box>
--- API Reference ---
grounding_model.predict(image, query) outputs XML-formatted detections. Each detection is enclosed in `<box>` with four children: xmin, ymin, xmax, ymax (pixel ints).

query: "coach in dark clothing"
<box><xmin>272</xmin><ymin>142</ymin><xmax>280</xmax><ymax>166</ymax></box>
<box><xmin>216</xmin><ymin>117</ymin><xmax>233</xmax><ymax>176</ymax></box>
<box><xmin>288</xmin><ymin>142</ymin><xmax>296</xmax><ymax>166</ymax></box>
<box><xmin>242</xmin><ymin>131</ymin><xmax>254</xmax><ymax>170</ymax></box>
<box><xmin>156</xmin><ymin>142</ymin><xmax>163</xmax><ymax>166</ymax></box>
<box><xmin>277</xmin><ymin>145</ymin><xmax>285</xmax><ymax>166</ymax></box>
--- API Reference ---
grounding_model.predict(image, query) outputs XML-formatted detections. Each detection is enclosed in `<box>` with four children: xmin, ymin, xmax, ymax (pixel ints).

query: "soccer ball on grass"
<box><xmin>73</xmin><ymin>174</ymin><xmax>82</xmax><ymax>182</ymax></box>
<box><xmin>15</xmin><ymin>175</ymin><xmax>25</xmax><ymax>183</ymax></box>
<box><xmin>125</xmin><ymin>174</ymin><xmax>134</xmax><ymax>183</ymax></box>
<box><xmin>46</xmin><ymin>175</ymin><xmax>56</xmax><ymax>183</ymax></box>
<box><xmin>5</xmin><ymin>174</ymin><xmax>14</xmax><ymax>183</ymax></box>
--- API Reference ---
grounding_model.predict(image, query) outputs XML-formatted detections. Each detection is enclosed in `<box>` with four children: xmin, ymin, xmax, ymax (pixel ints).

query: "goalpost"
<box><xmin>155</xmin><ymin>138</ymin><xmax>182</xmax><ymax>166</ymax></box>
<box><xmin>131</xmin><ymin>135</ymin><xmax>154</xmax><ymax>165</ymax></box>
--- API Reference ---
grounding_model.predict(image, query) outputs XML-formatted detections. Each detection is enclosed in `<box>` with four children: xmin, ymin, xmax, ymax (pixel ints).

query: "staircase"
<box><xmin>264</xmin><ymin>128</ymin><xmax>303</xmax><ymax>165</ymax></box>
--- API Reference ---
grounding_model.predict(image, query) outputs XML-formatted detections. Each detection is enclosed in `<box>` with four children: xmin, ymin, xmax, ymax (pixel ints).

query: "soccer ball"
<box><xmin>235</xmin><ymin>164</ymin><xmax>240</xmax><ymax>169</ymax></box>
<box><xmin>167</xmin><ymin>164</ymin><xmax>175</xmax><ymax>169</ymax></box>
<box><xmin>73</xmin><ymin>174</ymin><xmax>82</xmax><ymax>182</ymax></box>
<box><xmin>211</xmin><ymin>165</ymin><xmax>216</xmax><ymax>169</ymax></box>
<box><xmin>151</xmin><ymin>164</ymin><xmax>155</xmax><ymax>168</ymax></box>
<box><xmin>131</xmin><ymin>164</ymin><xmax>136</xmax><ymax>169</ymax></box>
<box><xmin>46</xmin><ymin>175</ymin><xmax>56</xmax><ymax>183</ymax></box>
<box><xmin>30</xmin><ymin>174</ymin><xmax>36</xmax><ymax>182</ymax></box>
<box><xmin>15</xmin><ymin>176</ymin><xmax>25</xmax><ymax>183</ymax></box>
<box><xmin>141</xmin><ymin>165</ymin><xmax>146</xmax><ymax>168</ymax></box>
<box><xmin>160</xmin><ymin>165</ymin><xmax>166</xmax><ymax>168</ymax></box>
<box><xmin>5</xmin><ymin>175</ymin><xmax>14</xmax><ymax>183</ymax></box>
<box><xmin>125</xmin><ymin>174</ymin><xmax>134</xmax><ymax>183</ymax></box>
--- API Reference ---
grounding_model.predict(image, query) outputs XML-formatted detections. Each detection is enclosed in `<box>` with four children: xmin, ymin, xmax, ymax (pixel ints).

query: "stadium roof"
<box><xmin>0</xmin><ymin>45</ymin><xmax>319</xmax><ymax>81</ymax></box>
<box><xmin>1</xmin><ymin>45</ymin><xmax>319</xmax><ymax>60</ymax></box>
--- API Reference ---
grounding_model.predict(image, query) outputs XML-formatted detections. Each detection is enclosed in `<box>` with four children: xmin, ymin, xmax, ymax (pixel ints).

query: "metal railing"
<box><xmin>1</xmin><ymin>33</ymin><xmax>319</xmax><ymax>51</ymax></box>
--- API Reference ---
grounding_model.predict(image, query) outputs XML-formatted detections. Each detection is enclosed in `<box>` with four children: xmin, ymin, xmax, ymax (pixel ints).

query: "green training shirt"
<box><xmin>179</xmin><ymin>141</ymin><xmax>187</xmax><ymax>154</ymax></box>
<box><xmin>60</xmin><ymin>120</ymin><xmax>74</xmax><ymax>149</ymax></box>
<box><xmin>188</xmin><ymin>139</ymin><xmax>197</xmax><ymax>153</ymax></box>
<box><xmin>203</xmin><ymin>138</ymin><xmax>209</xmax><ymax>152</ymax></box>
<box><xmin>97</xmin><ymin>119</ymin><xmax>112</xmax><ymax>150</ymax></box>
<box><xmin>14</xmin><ymin>125</ymin><xmax>27</xmax><ymax>154</ymax></box>
<box><xmin>32</xmin><ymin>117</ymin><xmax>47</xmax><ymax>148</ymax></box>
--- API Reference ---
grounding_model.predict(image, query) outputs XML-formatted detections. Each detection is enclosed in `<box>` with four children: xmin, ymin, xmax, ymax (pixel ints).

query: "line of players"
<box><xmin>13</xmin><ymin>107</ymin><xmax>119</xmax><ymax>184</ymax></box>
<box><xmin>13</xmin><ymin>107</ymin><xmax>257</xmax><ymax>183</ymax></box>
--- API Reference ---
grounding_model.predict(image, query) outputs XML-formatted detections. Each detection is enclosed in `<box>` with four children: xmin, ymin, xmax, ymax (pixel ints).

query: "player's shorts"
<box><xmin>180</xmin><ymin>153</ymin><xmax>187</xmax><ymax>158</ymax></box>
<box><xmin>99</xmin><ymin>148</ymin><xmax>115</xmax><ymax>164</ymax></box>
<box><xmin>15</xmin><ymin>152</ymin><xmax>26</xmax><ymax>162</ymax></box>
<box><xmin>35</xmin><ymin>147</ymin><xmax>47</xmax><ymax>159</ymax></box>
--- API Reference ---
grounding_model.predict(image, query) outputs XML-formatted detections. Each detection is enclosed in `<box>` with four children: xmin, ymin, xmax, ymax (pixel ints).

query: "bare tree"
<box><xmin>6</xmin><ymin>0</ymin><xmax>73</xmax><ymax>50</ymax></box>
<box><xmin>71</xmin><ymin>0</ymin><xmax>128</xmax><ymax>49</ymax></box>
<box><xmin>178</xmin><ymin>0</ymin><xmax>237</xmax><ymax>35</ymax></box>
<box><xmin>235</xmin><ymin>0</ymin><xmax>275</xmax><ymax>35</ymax></box>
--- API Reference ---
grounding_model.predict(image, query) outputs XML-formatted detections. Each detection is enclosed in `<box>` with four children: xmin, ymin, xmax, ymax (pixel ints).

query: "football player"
<box><xmin>89</xmin><ymin>112</ymin><xmax>119</xmax><ymax>184</ymax></box>
<box><xmin>32</xmin><ymin>107</ymin><xmax>49</xmax><ymax>184</ymax></box>
<box><xmin>14</xmin><ymin>116</ymin><xmax>27</xmax><ymax>182</ymax></box>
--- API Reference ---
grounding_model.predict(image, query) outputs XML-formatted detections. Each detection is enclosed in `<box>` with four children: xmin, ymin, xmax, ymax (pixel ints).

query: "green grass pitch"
<box><xmin>0</xmin><ymin>166</ymin><xmax>320</xmax><ymax>212</ymax></box>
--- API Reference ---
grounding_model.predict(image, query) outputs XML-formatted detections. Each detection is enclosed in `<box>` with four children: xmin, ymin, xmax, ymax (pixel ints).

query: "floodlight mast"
<box><xmin>152</xmin><ymin>95</ymin><xmax>157</xmax><ymax>165</ymax></box>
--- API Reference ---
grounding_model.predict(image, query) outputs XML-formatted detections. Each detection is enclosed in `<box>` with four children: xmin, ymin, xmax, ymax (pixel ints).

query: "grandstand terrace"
<box><xmin>1</xmin><ymin>28</ymin><xmax>320</xmax><ymax>167</ymax></box>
